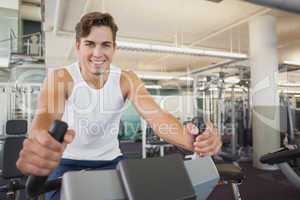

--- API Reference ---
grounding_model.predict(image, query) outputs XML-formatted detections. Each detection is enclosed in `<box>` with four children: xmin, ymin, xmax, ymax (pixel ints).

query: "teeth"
<box><xmin>91</xmin><ymin>60</ymin><xmax>105</xmax><ymax>64</ymax></box>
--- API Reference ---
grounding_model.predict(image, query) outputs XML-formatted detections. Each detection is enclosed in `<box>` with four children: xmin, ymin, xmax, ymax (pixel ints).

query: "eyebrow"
<box><xmin>83</xmin><ymin>40</ymin><xmax>95</xmax><ymax>44</ymax></box>
<box><xmin>83</xmin><ymin>40</ymin><xmax>113</xmax><ymax>45</ymax></box>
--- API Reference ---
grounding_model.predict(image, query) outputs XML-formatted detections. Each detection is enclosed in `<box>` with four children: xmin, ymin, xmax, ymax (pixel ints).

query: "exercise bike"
<box><xmin>1</xmin><ymin>119</ymin><xmax>244</xmax><ymax>200</ymax></box>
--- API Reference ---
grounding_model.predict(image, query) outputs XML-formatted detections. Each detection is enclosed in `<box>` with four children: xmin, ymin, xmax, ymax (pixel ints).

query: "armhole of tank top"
<box><xmin>115</xmin><ymin>68</ymin><xmax>126</xmax><ymax>103</ymax></box>
<box><xmin>63</xmin><ymin>65</ymin><xmax>76</xmax><ymax>103</ymax></box>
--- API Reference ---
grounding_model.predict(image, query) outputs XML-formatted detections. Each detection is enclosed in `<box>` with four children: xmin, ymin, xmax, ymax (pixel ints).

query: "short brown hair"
<box><xmin>75</xmin><ymin>12</ymin><xmax>118</xmax><ymax>43</ymax></box>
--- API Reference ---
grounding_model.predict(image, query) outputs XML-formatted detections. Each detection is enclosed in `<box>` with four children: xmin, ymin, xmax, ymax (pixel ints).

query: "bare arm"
<box><xmin>29</xmin><ymin>69</ymin><xmax>68</xmax><ymax>136</ymax></box>
<box><xmin>17</xmin><ymin>69</ymin><xmax>75</xmax><ymax>176</ymax></box>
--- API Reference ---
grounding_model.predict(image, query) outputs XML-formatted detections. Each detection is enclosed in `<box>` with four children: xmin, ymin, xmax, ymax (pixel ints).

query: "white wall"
<box><xmin>0</xmin><ymin>6</ymin><xmax>19</xmax><ymax>67</ymax></box>
<box><xmin>0</xmin><ymin>0</ymin><xmax>19</xmax><ymax>10</ymax></box>
<box><xmin>45</xmin><ymin>32</ymin><xmax>75</xmax><ymax>68</ymax></box>
<box><xmin>154</xmin><ymin>95</ymin><xmax>194</xmax><ymax>122</ymax></box>
<box><xmin>0</xmin><ymin>92</ymin><xmax>9</xmax><ymax>135</ymax></box>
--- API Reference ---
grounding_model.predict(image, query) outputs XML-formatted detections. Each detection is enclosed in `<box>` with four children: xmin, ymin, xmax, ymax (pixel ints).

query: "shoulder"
<box><xmin>120</xmin><ymin>70</ymin><xmax>147</xmax><ymax>100</ymax></box>
<box><xmin>43</xmin><ymin>67</ymin><xmax>74</xmax><ymax>98</ymax></box>
<box><xmin>47</xmin><ymin>67</ymin><xmax>73</xmax><ymax>85</ymax></box>
<box><xmin>120</xmin><ymin>70</ymin><xmax>143</xmax><ymax>84</ymax></box>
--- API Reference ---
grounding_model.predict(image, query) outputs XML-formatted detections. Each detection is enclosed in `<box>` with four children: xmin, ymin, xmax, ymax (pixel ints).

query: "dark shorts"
<box><xmin>45</xmin><ymin>155</ymin><xmax>126</xmax><ymax>200</ymax></box>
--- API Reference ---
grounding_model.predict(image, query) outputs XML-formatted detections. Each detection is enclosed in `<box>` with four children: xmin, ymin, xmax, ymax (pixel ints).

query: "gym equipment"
<box><xmin>0</xmin><ymin>120</ymin><xmax>27</xmax><ymax>200</ymax></box>
<box><xmin>26</xmin><ymin>120</ymin><xmax>68</xmax><ymax>198</ymax></box>
<box><xmin>260</xmin><ymin>95</ymin><xmax>300</xmax><ymax>189</ymax></box>
<box><xmin>260</xmin><ymin>147</ymin><xmax>300</xmax><ymax>189</ymax></box>
<box><xmin>0</xmin><ymin>83</ymin><xmax>41</xmax><ymax>131</ymax></box>
<box><xmin>116</xmin><ymin>154</ymin><xmax>196</xmax><ymax>200</ymax></box>
<box><xmin>22</xmin><ymin>120</ymin><xmax>220</xmax><ymax>200</ymax></box>
<box><xmin>60</xmin><ymin>156</ymin><xmax>219</xmax><ymax>200</ymax></box>
<box><xmin>193</xmin><ymin>73</ymin><xmax>252</xmax><ymax>162</ymax></box>
<box><xmin>141</xmin><ymin>119</ymin><xmax>173</xmax><ymax>158</ymax></box>
<box><xmin>12</xmin><ymin>118</ymin><xmax>244</xmax><ymax>200</ymax></box>
<box><xmin>190</xmin><ymin>116</ymin><xmax>244</xmax><ymax>200</ymax></box>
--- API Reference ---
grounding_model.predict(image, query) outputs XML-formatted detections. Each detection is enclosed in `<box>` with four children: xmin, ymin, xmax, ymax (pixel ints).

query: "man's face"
<box><xmin>76</xmin><ymin>26</ymin><xmax>116</xmax><ymax>76</ymax></box>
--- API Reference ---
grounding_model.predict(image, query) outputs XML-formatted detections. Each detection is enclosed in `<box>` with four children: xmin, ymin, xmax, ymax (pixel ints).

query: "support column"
<box><xmin>249</xmin><ymin>15</ymin><xmax>280</xmax><ymax>169</ymax></box>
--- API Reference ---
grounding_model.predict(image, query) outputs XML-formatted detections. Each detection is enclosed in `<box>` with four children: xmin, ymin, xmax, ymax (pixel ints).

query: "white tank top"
<box><xmin>61</xmin><ymin>62</ymin><xmax>125</xmax><ymax>160</ymax></box>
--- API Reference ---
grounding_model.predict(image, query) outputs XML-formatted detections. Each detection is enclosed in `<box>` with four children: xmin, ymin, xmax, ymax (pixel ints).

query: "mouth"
<box><xmin>90</xmin><ymin>59</ymin><xmax>106</xmax><ymax>68</ymax></box>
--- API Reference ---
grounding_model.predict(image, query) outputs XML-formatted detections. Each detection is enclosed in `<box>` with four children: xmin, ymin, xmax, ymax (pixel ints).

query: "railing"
<box><xmin>0</xmin><ymin>82</ymin><xmax>42</xmax><ymax>129</ymax></box>
<box><xmin>0</xmin><ymin>29</ymin><xmax>44</xmax><ymax>58</ymax></box>
<box><xmin>22</xmin><ymin>32</ymin><xmax>44</xmax><ymax>57</ymax></box>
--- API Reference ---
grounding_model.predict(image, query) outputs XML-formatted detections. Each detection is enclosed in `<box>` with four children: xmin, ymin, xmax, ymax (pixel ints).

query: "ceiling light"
<box><xmin>279</xmin><ymin>90</ymin><xmax>300</xmax><ymax>94</ymax></box>
<box><xmin>278</xmin><ymin>83</ymin><xmax>300</xmax><ymax>87</ymax></box>
<box><xmin>283</xmin><ymin>60</ymin><xmax>300</xmax><ymax>66</ymax></box>
<box><xmin>117</xmin><ymin>41</ymin><xmax>247</xmax><ymax>60</ymax></box>
<box><xmin>145</xmin><ymin>85</ymin><xmax>162</xmax><ymax>89</ymax></box>
<box><xmin>224</xmin><ymin>76</ymin><xmax>240</xmax><ymax>84</ymax></box>
<box><xmin>205</xmin><ymin>0</ymin><xmax>224</xmax><ymax>2</ymax></box>
<box><xmin>178</xmin><ymin>76</ymin><xmax>194</xmax><ymax>81</ymax></box>
<box><xmin>139</xmin><ymin>74</ymin><xmax>174</xmax><ymax>80</ymax></box>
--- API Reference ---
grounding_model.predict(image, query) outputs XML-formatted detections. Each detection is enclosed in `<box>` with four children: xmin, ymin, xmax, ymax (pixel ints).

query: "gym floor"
<box><xmin>209</xmin><ymin>162</ymin><xmax>299</xmax><ymax>200</ymax></box>
<box><xmin>120</xmin><ymin>141</ymin><xmax>300</xmax><ymax>200</ymax></box>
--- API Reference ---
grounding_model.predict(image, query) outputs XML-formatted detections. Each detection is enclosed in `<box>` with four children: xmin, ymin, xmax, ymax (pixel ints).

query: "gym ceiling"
<box><xmin>40</xmin><ymin>0</ymin><xmax>300</xmax><ymax>77</ymax></box>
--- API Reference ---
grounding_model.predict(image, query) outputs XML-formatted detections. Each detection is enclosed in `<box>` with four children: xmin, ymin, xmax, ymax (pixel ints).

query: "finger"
<box><xmin>199</xmin><ymin>139</ymin><xmax>222</xmax><ymax>155</ymax></box>
<box><xmin>194</xmin><ymin>131</ymin><xmax>222</xmax><ymax>156</ymax></box>
<box><xmin>194</xmin><ymin>140</ymin><xmax>215</xmax><ymax>153</ymax></box>
<box><xmin>205</xmin><ymin>121</ymin><xmax>215</xmax><ymax>134</ymax></box>
<box><xmin>16</xmin><ymin>158</ymin><xmax>51</xmax><ymax>176</ymax></box>
<box><xmin>194</xmin><ymin>146</ymin><xmax>214</xmax><ymax>155</ymax></box>
<box><xmin>64</xmin><ymin>129</ymin><xmax>75</xmax><ymax>144</ymax></box>
<box><xmin>206</xmin><ymin>121</ymin><xmax>214</xmax><ymax>129</ymax></box>
<box><xmin>196</xmin><ymin>131</ymin><xmax>210</xmax><ymax>141</ymax></box>
<box><xmin>35</xmin><ymin>131</ymin><xmax>63</xmax><ymax>152</ymax></box>
<box><xmin>212</xmin><ymin>127</ymin><xmax>219</xmax><ymax>136</ymax></box>
<box><xmin>194</xmin><ymin>135</ymin><xmax>215</xmax><ymax>147</ymax></box>
<box><xmin>185</xmin><ymin>123</ymin><xmax>198</xmax><ymax>136</ymax></box>
<box><xmin>198</xmin><ymin>125</ymin><xmax>219</xmax><ymax>141</ymax></box>
<box><xmin>19</xmin><ymin>149</ymin><xmax>58</xmax><ymax>170</ymax></box>
<box><xmin>213</xmin><ymin>142</ymin><xmax>222</xmax><ymax>154</ymax></box>
<box><xmin>23</xmin><ymin>138</ymin><xmax>62</xmax><ymax>162</ymax></box>
<box><xmin>194</xmin><ymin>136</ymin><xmax>218</xmax><ymax>153</ymax></box>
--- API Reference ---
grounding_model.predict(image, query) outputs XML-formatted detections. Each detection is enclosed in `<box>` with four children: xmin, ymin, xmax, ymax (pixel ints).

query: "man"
<box><xmin>17</xmin><ymin>12</ymin><xmax>222</xmax><ymax>200</ymax></box>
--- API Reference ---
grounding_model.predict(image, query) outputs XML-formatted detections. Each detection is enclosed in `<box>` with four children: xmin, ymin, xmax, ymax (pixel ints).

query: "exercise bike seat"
<box><xmin>60</xmin><ymin>157</ymin><xmax>220</xmax><ymax>200</ymax></box>
<box><xmin>218</xmin><ymin>153</ymin><xmax>240</xmax><ymax>162</ymax></box>
<box><xmin>216</xmin><ymin>163</ymin><xmax>244</xmax><ymax>183</ymax></box>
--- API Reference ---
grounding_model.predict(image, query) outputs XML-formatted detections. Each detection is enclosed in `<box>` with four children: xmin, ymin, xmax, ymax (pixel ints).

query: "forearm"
<box><xmin>29</xmin><ymin>107</ymin><xmax>63</xmax><ymax>138</ymax></box>
<box><xmin>147</xmin><ymin>111</ymin><xmax>194</xmax><ymax>151</ymax></box>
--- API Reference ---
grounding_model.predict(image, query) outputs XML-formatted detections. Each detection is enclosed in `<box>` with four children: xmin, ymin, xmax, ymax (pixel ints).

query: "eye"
<box><xmin>103</xmin><ymin>43</ymin><xmax>112</xmax><ymax>48</ymax></box>
<box><xmin>85</xmin><ymin>42</ymin><xmax>95</xmax><ymax>47</ymax></box>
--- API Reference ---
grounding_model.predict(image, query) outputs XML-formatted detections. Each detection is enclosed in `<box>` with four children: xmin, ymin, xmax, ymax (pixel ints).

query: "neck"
<box><xmin>79</xmin><ymin>63</ymin><xmax>110</xmax><ymax>89</ymax></box>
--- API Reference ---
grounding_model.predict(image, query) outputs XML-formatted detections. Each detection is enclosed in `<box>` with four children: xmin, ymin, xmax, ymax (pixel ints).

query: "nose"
<box><xmin>92</xmin><ymin>46</ymin><xmax>103</xmax><ymax>58</ymax></box>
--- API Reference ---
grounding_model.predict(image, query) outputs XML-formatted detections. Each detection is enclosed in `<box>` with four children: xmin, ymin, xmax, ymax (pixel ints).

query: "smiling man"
<box><xmin>17</xmin><ymin>12</ymin><xmax>222</xmax><ymax>200</ymax></box>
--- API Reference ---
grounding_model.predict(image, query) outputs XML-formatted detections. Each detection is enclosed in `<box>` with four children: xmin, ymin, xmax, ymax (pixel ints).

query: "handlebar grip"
<box><xmin>191</xmin><ymin>117</ymin><xmax>206</xmax><ymax>136</ymax></box>
<box><xmin>25</xmin><ymin>120</ymin><xmax>68</xmax><ymax>198</ymax></box>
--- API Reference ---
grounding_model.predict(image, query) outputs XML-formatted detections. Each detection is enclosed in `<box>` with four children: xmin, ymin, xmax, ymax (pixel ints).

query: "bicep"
<box><xmin>30</xmin><ymin>71</ymin><xmax>67</xmax><ymax>132</ymax></box>
<box><xmin>126</xmin><ymin>72</ymin><xmax>164</xmax><ymax>122</ymax></box>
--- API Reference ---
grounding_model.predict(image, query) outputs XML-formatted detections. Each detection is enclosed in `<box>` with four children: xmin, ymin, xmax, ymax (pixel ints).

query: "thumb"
<box><xmin>63</xmin><ymin>129</ymin><xmax>75</xmax><ymax>144</ymax></box>
<box><xmin>186</xmin><ymin>122</ymin><xmax>199</xmax><ymax>136</ymax></box>
<box><xmin>205</xmin><ymin>121</ymin><xmax>214</xmax><ymax>132</ymax></box>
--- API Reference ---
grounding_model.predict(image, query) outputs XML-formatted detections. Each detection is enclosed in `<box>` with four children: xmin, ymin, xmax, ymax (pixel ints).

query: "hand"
<box><xmin>16</xmin><ymin>129</ymin><xmax>75</xmax><ymax>176</ymax></box>
<box><xmin>186</xmin><ymin>121</ymin><xmax>222</xmax><ymax>156</ymax></box>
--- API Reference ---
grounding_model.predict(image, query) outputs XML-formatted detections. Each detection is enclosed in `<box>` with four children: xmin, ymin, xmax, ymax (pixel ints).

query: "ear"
<box><xmin>75</xmin><ymin>40</ymin><xmax>80</xmax><ymax>51</ymax></box>
<box><xmin>113</xmin><ymin>42</ymin><xmax>117</xmax><ymax>52</ymax></box>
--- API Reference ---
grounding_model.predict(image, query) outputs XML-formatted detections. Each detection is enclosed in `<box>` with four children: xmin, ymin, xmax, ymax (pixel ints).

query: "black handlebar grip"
<box><xmin>25</xmin><ymin>120</ymin><xmax>68</xmax><ymax>198</ymax></box>
<box><xmin>191</xmin><ymin>117</ymin><xmax>206</xmax><ymax>136</ymax></box>
<box><xmin>48</xmin><ymin>120</ymin><xmax>68</xmax><ymax>142</ymax></box>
